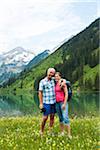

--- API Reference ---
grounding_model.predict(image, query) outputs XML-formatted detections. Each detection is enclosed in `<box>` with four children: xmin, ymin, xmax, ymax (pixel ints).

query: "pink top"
<box><xmin>55</xmin><ymin>82</ymin><xmax>65</xmax><ymax>102</ymax></box>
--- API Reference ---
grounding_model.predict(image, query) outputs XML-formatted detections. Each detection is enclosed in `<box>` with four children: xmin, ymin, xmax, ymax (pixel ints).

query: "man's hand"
<box><xmin>39</xmin><ymin>103</ymin><xmax>43</xmax><ymax>109</ymax></box>
<box><xmin>62</xmin><ymin>103</ymin><xmax>66</xmax><ymax>110</ymax></box>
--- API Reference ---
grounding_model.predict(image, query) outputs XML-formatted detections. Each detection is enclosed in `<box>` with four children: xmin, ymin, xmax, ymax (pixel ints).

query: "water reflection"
<box><xmin>0</xmin><ymin>92</ymin><xmax>99</xmax><ymax>117</ymax></box>
<box><xmin>69</xmin><ymin>92</ymin><xmax>99</xmax><ymax>117</ymax></box>
<box><xmin>0</xmin><ymin>93</ymin><xmax>39</xmax><ymax>117</ymax></box>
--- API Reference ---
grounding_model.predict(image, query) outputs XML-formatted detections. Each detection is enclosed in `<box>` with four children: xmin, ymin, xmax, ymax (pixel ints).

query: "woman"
<box><xmin>55</xmin><ymin>72</ymin><xmax>72</xmax><ymax>138</ymax></box>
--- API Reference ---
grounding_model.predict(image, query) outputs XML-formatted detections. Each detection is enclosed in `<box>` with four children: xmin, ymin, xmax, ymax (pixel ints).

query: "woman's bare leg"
<box><xmin>60</xmin><ymin>123</ymin><xmax>64</xmax><ymax>132</ymax></box>
<box><xmin>65</xmin><ymin>124</ymin><xmax>71</xmax><ymax>136</ymax></box>
<box><xmin>65</xmin><ymin>124</ymin><xmax>72</xmax><ymax>139</ymax></box>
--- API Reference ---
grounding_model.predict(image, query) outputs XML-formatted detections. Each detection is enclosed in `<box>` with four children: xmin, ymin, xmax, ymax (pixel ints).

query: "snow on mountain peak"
<box><xmin>0</xmin><ymin>47</ymin><xmax>50</xmax><ymax>85</ymax></box>
<box><xmin>0</xmin><ymin>47</ymin><xmax>36</xmax><ymax>78</ymax></box>
<box><xmin>2</xmin><ymin>47</ymin><xmax>35</xmax><ymax>65</ymax></box>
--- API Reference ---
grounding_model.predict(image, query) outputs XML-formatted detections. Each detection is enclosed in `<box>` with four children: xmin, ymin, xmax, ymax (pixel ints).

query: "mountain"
<box><xmin>1</xmin><ymin>47</ymin><xmax>35</xmax><ymax>67</ymax></box>
<box><xmin>0</xmin><ymin>18</ymin><xmax>99</xmax><ymax>91</ymax></box>
<box><xmin>0</xmin><ymin>47</ymin><xmax>35</xmax><ymax>85</ymax></box>
<box><xmin>25</xmin><ymin>50</ymin><xmax>50</xmax><ymax>70</ymax></box>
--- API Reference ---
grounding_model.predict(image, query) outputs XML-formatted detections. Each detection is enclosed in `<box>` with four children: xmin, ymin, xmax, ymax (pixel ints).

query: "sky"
<box><xmin>0</xmin><ymin>0</ymin><xmax>99</xmax><ymax>55</ymax></box>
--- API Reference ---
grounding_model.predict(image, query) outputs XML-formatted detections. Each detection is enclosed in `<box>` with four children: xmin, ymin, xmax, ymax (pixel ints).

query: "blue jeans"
<box><xmin>56</xmin><ymin>102</ymin><xmax>70</xmax><ymax>125</ymax></box>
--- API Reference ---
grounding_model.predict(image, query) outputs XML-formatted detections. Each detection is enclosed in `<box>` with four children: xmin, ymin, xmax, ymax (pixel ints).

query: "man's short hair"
<box><xmin>47</xmin><ymin>68</ymin><xmax>56</xmax><ymax>75</ymax></box>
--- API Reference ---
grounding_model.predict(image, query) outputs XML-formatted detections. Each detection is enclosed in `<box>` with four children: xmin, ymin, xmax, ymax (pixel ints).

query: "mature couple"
<box><xmin>39</xmin><ymin>68</ymin><xmax>72</xmax><ymax>138</ymax></box>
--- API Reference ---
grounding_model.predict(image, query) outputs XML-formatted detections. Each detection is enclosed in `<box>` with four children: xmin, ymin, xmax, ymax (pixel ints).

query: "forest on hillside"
<box><xmin>1</xmin><ymin>18</ymin><xmax>99</xmax><ymax>92</ymax></box>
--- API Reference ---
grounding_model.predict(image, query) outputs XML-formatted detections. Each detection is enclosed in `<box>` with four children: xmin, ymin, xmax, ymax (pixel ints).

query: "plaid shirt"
<box><xmin>39</xmin><ymin>77</ymin><xmax>56</xmax><ymax>104</ymax></box>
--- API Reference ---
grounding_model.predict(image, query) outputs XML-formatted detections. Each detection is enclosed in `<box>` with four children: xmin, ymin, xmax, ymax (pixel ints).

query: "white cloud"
<box><xmin>0</xmin><ymin>0</ymin><xmax>66</xmax><ymax>37</ymax></box>
<box><xmin>0</xmin><ymin>0</ymin><xmax>98</xmax><ymax>54</ymax></box>
<box><xmin>0</xmin><ymin>0</ymin><xmax>72</xmax><ymax>53</ymax></box>
<box><xmin>97</xmin><ymin>1</ymin><xmax>100</xmax><ymax>17</ymax></box>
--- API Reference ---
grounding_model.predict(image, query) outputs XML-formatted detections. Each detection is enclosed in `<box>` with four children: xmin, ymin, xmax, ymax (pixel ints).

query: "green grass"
<box><xmin>73</xmin><ymin>64</ymin><xmax>99</xmax><ymax>90</ymax></box>
<box><xmin>83</xmin><ymin>64</ymin><xmax>99</xmax><ymax>83</ymax></box>
<box><xmin>0</xmin><ymin>116</ymin><xmax>99</xmax><ymax>150</ymax></box>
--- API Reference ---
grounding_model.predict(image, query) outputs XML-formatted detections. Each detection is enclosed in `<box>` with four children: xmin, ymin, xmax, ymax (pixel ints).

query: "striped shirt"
<box><xmin>39</xmin><ymin>77</ymin><xmax>56</xmax><ymax>104</ymax></box>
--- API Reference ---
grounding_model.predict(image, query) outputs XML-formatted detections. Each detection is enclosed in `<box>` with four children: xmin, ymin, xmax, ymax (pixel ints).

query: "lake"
<box><xmin>0</xmin><ymin>92</ymin><xmax>99</xmax><ymax>117</ymax></box>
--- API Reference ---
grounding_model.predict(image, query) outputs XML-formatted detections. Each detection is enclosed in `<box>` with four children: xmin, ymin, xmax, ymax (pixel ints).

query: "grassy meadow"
<box><xmin>0</xmin><ymin>116</ymin><xmax>99</xmax><ymax>150</ymax></box>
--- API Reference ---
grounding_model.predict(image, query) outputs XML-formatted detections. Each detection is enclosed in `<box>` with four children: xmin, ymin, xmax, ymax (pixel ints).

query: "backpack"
<box><xmin>66</xmin><ymin>80</ymin><xmax>72</xmax><ymax>102</ymax></box>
